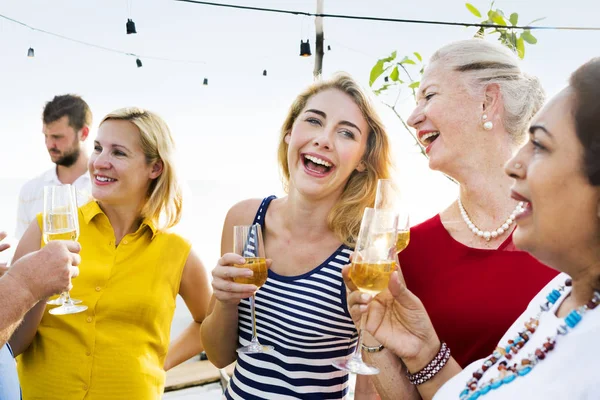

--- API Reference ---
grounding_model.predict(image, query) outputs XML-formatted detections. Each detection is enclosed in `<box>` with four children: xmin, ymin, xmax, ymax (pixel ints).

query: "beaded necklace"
<box><xmin>459</xmin><ymin>278</ymin><xmax>600</xmax><ymax>400</ymax></box>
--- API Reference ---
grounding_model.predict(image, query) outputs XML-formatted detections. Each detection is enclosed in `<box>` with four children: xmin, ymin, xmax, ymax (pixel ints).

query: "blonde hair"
<box><xmin>100</xmin><ymin>108</ymin><xmax>182</xmax><ymax>231</ymax></box>
<box><xmin>431</xmin><ymin>39</ymin><xmax>545</xmax><ymax>144</ymax></box>
<box><xmin>277</xmin><ymin>73</ymin><xmax>393</xmax><ymax>246</ymax></box>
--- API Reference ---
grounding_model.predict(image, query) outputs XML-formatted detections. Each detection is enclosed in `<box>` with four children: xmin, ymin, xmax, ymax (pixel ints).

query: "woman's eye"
<box><xmin>341</xmin><ymin>130</ymin><xmax>355</xmax><ymax>140</ymax></box>
<box><xmin>531</xmin><ymin>139</ymin><xmax>546</xmax><ymax>152</ymax></box>
<box><xmin>425</xmin><ymin>93</ymin><xmax>436</xmax><ymax>101</ymax></box>
<box><xmin>306</xmin><ymin>118</ymin><xmax>321</xmax><ymax>126</ymax></box>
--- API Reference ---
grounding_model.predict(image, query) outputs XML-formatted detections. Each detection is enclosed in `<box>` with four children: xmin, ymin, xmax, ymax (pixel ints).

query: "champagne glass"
<box><xmin>375</xmin><ymin>179</ymin><xmax>410</xmax><ymax>253</ymax></box>
<box><xmin>232</xmin><ymin>224</ymin><xmax>273</xmax><ymax>354</ymax></box>
<box><xmin>332</xmin><ymin>207</ymin><xmax>399</xmax><ymax>375</ymax></box>
<box><xmin>46</xmin><ymin>185</ymin><xmax>83</xmax><ymax>306</ymax></box>
<box><xmin>43</xmin><ymin>185</ymin><xmax>87</xmax><ymax>315</ymax></box>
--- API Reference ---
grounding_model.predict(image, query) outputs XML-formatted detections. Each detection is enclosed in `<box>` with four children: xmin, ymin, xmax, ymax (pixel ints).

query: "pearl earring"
<box><xmin>483</xmin><ymin>114</ymin><xmax>493</xmax><ymax>131</ymax></box>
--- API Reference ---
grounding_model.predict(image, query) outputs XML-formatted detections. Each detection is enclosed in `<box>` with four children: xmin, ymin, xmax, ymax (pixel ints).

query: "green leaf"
<box><xmin>521</xmin><ymin>30</ymin><xmax>537</xmax><ymax>44</ymax></box>
<box><xmin>413</xmin><ymin>52</ymin><xmax>422</xmax><ymax>62</ymax></box>
<box><xmin>369</xmin><ymin>60</ymin><xmax>385</xmax><ymax>86</ymax></box>
<box><xmin>516</xmin><ymin>36</ymin><xmax>525</xmax><ymax>59</ymax></box>
<box><xmin>408</xmin><ymin>81</ymin><xmax>420</xmax><ymax>89</ymax></box>
<box><xmin>490</xmin><ymin>11</ymin><xmax>507</xmax><ymax>26</ymax></box>
<box><xmin>390</xmin><ymin>66</ymin><xmax>400</xmax><ymax>81</ymax></box>
<box><xmin>509</xmin><ymin>12</ymin><xmax>518</xmax><ymax>26</ymax></box>
<box><xmin>382</xmin><ymin>50</ymin><xmax>397</xmax><ymax>63</ymax></box>
<box><xmin>465</xmin><ymin>3</ymin><xmax>482</xmax><ymax>18</ymax></box>
<box><xmin>374</xmin><ymin>84</ymin><xmax>391</xmax><ymax>95</ymax></box>
<box><xmin>526</xmin><ymin>17</ymin><xmax>547</xmax><ymax>25</ymax></box>
<box><xmin>400</xmin><ymin>56</ymin><xmax>416</xmax><ymax>65</ymax></box>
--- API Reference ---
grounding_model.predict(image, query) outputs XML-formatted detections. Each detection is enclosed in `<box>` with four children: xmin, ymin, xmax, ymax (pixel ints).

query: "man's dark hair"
<box><xmin>42</xmin><ymin>94</ymin><xmax>92</xmax><ymax>132</ymax></box>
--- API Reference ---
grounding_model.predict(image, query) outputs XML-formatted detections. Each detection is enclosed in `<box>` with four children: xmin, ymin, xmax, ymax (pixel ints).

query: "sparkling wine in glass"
<box><xmin>43</xmin><ymin>185</ymin><xmax>87</xmax><ymax>315</ymax></box>
<box><xmin>332</xmin><ymin>207</ymin><xmax>398</xmax><ymax>375</ymax></box>
<box><xmin>374</xmin><ymin>179</ymin><xmax>410</xmax><ymax>253</ymax></box>
<box><xmin>232</xmin><ymin>224</ymin><xmax>273</xmax><ymax>354</ymax></box>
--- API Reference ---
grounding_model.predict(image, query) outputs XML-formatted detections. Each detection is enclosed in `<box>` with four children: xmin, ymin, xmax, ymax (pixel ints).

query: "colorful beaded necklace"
<box><xmin>459</xmin><ymin>278</ymin><xmax>600</xmax><ymax>400</ymax></box>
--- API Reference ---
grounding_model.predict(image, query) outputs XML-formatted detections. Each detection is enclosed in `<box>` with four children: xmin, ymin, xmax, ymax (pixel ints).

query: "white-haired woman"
<box><xmin>348</xmin><ymin>57</ymin><xmax>600</xmax><ymax>400</ymax></box>
<box><xmin>10</xmin><ymin>108</ymin><xmax>212</xmax><ymax>400</ymax></box>
<box><xmin>353</xmin><ymin>40</ymin><xmax>558</xmax><ymax>398</ymax></box>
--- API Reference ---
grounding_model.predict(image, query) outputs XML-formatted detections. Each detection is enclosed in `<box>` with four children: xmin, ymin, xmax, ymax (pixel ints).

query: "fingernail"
<box><xmin>359</xmin><ymin>304</ymin><xmax>368</xmax><ymax>312</ymax></box>
<box><xmin>361</xmin><ymin>293</ymin><xmax>371</xmax><ymax>302</ymax></box>
<box><xmin>244</xmin><ymin>270</ymin><xmax>253</xmax><ymax>277</ymax></box>
<box><xmin>237</xmin><ymin>258</ymin><xmax>246</xmax><ymax>264</ymax></box>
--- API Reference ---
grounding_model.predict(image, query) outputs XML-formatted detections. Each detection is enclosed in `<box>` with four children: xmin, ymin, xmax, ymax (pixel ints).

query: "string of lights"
<box><xmin>0</xmin><ymin>13</ymin><xmax>207</xmax><ymax>66</ymax></box>
<box><xmin>174</xmin><ymin>0</ymin><xmax>600</xmax><ymax>31</ymax></box>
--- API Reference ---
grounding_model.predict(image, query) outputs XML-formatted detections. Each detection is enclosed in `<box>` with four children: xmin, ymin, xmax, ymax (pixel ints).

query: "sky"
<box><xmin>0</xmin><ymin>0</ymin><xmax>599</xmax><ymax>236</ymax></box>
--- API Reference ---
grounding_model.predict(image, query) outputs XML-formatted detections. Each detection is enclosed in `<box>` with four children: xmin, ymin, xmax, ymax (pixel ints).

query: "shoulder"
<box><xmin>410</xmin><ymin>214</ymin><xmax>442</xmax><ymax>233</ymax></box>
<box><xmin>18</xmin><ymin>171</ymin><xmax>49</xmax><ymax>197</ymax></box>
<box><xmin>224</xmin><ymin>198</ymin><xmax>266</xmax><ymax>226</ymax></box>
<box><xmin>155</xmin><ymin>230</ymin><xmax>192</xmax><ymax>250</ymax></box>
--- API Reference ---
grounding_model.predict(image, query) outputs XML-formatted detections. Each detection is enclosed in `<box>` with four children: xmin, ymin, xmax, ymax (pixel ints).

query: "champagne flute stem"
<box><xmin>63</xmin><ymin>291</ymin><xmax>75</xmax><ymax>307</ymax></box>
<box><xmin>250</xmin><ymin>294</ymin><xmax>258</xmax><ymax>343</ymax></box>
<box><xmin>350</xmin><ymin>312</ymin><xmax>368</xmax><ymax>362</ymax></box>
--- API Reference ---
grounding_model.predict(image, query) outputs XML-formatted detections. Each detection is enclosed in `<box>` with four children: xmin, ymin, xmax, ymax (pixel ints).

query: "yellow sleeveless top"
<box><xmin>17</xmin><ymin>201</ymin><xmax>191</xmax><ymax>400</ymax></box>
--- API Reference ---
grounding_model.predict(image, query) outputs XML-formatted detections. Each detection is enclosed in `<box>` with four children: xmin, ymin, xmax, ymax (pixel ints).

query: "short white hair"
<box><xmin>431</xmin><ymin>39</ymin><xmax>545</xmax><ymax>144</ymax></box>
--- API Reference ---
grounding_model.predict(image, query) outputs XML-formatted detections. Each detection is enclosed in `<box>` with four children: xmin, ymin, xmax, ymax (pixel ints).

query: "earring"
<box><xmin>482</xmin><ymin>114</ymin><xmax>493</xmax><ymax>131</ymax></box>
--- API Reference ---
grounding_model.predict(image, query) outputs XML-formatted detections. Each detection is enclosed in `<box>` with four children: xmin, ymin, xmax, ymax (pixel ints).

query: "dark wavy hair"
<box><xmin>570</xmin><ymin>58</ymin><xmax>600</xmax><ymax>186</ymax></box>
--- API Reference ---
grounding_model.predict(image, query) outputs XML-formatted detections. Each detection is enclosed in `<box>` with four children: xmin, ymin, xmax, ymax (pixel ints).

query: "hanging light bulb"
<box><xmin>27</xmin><ymin>47</ymin><xmax>35</xmax><ymax>58</ymax></box>
<box><xmin>126</xmin><ymin>19</ymin><xmax>137</xmax><ymax>34</ymax></box>
<box><xmin>327</xmin><ymin>45</ymin><xmax>331</xmax><ymax>51</ymax></box>
<box><xmin>300</xmin><ymin>40</ymin><xmax>311</xmax><ymax>57</ymax></box>
<box><xmin>136</xmin><ymin>58</ymin><xmax>142</xmax><ymax>68</ymax></box>
<box><xmin>384</xmin><ymin>76</ymin><xmax>389</xmax><ymax>83</ymax></box>
<box><xmin>263</xmin><ymin>70</ymin><xmax>267</xmax><ymax>76</ymax></box>
<box><xmin>203</xmin><ymin>78</ymin><xmax>208</xmax><ymax>86</ymax></box>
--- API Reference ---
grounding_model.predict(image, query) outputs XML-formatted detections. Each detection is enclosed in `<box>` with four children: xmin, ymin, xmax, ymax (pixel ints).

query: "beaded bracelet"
<box><xmin>406</xmin><ymin>342</ymin><xmax>451</xmax><ymax>385</ymax></box>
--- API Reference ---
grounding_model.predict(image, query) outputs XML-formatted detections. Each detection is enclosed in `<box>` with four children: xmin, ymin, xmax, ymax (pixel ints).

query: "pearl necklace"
<box><xmin>458</xmin><ymin>198</ymin><xmax>525</xmax><ymax>241</ymax></box>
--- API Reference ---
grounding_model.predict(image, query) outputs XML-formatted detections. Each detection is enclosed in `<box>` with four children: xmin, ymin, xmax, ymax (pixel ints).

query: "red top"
<box><xmin>398</xmin><ymin>214</ymin><xmax>558</xmax><ymax>368</ymax></box>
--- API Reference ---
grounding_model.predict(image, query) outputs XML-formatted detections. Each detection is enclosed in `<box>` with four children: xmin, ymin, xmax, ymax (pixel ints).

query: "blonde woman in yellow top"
<box><xmin>9</xmin><ymin>108</ymin><xmax>212</xmax><ymax>399</ymax></box>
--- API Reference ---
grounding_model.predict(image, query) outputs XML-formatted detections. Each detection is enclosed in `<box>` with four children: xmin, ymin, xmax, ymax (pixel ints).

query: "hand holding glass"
<box><xmin>332</xmin><ymin>207</ymin><xmax>399</xmax><ymax>375</ymax></box>
<box><xmin>232</xmin><ymin>224</ymin><xmax>273</xmax><ymax>354</ymax></box>
<box><xmin>43</xmin><ymin>185</ymin><xmax>87</xmax><ymax>315</ymax></box>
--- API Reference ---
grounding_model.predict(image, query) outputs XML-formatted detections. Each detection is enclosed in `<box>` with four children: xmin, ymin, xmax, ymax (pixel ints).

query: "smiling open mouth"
<box><xmin>303</xmin><ymin>154</ymin><xmax>333</xmax><ymax>175</ymax></box>
<box><xmin>419</xmin><ymin>131</ymin><xmax>440</xmax><ymax>147</ymax></box>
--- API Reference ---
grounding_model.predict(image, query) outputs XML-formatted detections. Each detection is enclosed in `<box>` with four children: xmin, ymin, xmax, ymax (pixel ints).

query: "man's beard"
<box><xmin>54</xmin><ymin>146</ymin><xmax>81</xmax><ymax>167</ymax></box>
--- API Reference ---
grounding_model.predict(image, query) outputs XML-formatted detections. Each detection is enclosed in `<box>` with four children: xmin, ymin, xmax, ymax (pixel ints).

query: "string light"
<box><xmin>126</xmin><ymin>19</ymin><xmax>137</xmax><ymax>34</ymax></box>
<box><xmin>263</xmin><ymin>69</ymin><xmax>267</xmax><ymax>76</ymax></box>
<box><xmin>203</xmin><ymin>78</ymin><xmax>208</xmax><ymax>85</ymax></box>
<box><xmin>136</xmin><ymin>58</ymin><xmax>142</xmax><ymax>67</ymax></box>
<box><xmin>300</xmin><ymin>40</ymin><xmax>311</xmax><ymax>57</ymax></box>
<box><xmin>27</xmin><ymin>47</ymin><xmax>34</xmax><ymax>57</ymax></box>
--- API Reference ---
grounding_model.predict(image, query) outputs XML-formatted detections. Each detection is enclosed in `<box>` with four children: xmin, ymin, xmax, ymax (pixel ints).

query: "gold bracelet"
<box><xmin>361</xmin><ymin>343</ymin><xmax>384</xmax><ymax>353</ymax></box>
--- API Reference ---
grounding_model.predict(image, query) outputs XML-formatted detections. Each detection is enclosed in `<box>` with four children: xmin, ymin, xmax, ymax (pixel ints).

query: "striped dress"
<box><xmin>225</xmin><ymin>196</ymin><xmax>358</xmax><ymax>399</ymax></box>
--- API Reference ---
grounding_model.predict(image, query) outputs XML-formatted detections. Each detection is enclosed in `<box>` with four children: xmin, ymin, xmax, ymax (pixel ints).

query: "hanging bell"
<box><xmin>300</xmin><ymin>40</ymin><xmax>311</xmax><ymax>57</ymax></box>
<box><xmin>263</xmin><ymin>70</ymin><xmax>267</xmax><ymax>76</ymax></box>
<box><xmin>126</xmin><ymin>19</ymin><xmax>137</xmax><ymax>34</ymax></box>
<box><xmin>203</xmin><ymin>78</ymin><xmax>208</xmax><ymax>86</ymax></box>
<box><xmin>136</xmin><ymin>58</ymin><xmax>142</xmax><ymax>68</ymax></box>
<box><xmin>27</xmin><ymin>47</ymin><xmax>35</xmax><ymax>58</ymax></box>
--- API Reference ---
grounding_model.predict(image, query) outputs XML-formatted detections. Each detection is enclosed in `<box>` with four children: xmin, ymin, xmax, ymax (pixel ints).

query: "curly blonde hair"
<box><xmin>277</xmin><ymin>73</ymin><xmax>393</xmax><ymax>246</ymax></box>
